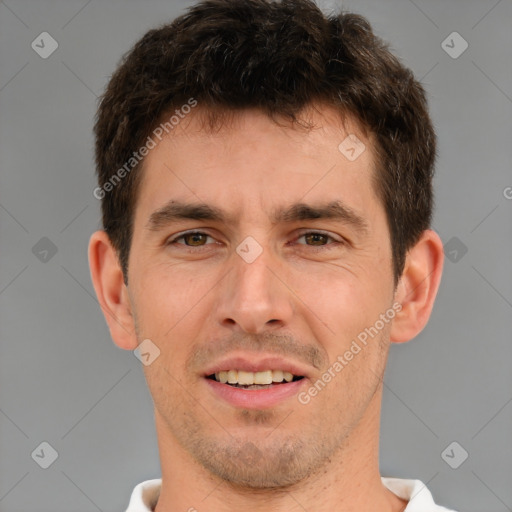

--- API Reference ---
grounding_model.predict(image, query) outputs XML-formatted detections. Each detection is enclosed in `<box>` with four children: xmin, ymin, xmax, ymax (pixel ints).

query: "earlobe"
<box><xmin>88</xmin><ymin>230</ymin><xmax>138</xmax><ymax>350</ymax></box>
<box><xmin>390</xmin><ymin>229</ymin><xmax>444</xmax><ymax>344</ymax></box>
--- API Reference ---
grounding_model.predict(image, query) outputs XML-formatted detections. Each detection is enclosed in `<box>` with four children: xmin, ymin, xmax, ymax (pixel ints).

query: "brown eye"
<box><xmin>183</xmin><ymin>233</ymin><xmax>208</xmax><ymax>246</ymax></box>
<box><xmin>303</xmin><ymin>233</ymin><xmax>330</xmax><ymax>246</ymax></box>
<box><xmin>175</xmin><ymin>232</ymin><xmax>210</xmax><ymax>246</ymax></box>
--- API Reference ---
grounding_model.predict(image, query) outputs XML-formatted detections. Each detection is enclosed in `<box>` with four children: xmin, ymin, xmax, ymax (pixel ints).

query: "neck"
<box><xmin>154</xmin><ymin>384</ymin><xmax>407</xmax><ymax>512</ymax></box>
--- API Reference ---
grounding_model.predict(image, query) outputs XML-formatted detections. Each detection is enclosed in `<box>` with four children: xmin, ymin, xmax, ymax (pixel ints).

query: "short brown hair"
<box><xmin>94</xmin><ymin>0</ymin><xmax>436</xmax><ymax>284</ymax></box>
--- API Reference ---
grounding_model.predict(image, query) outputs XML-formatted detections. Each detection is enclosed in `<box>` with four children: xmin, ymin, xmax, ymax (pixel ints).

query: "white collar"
<box><xmin>125</xmin><ymin>477</ymin><xmax>456</xmax><ymax>511</ymax></box>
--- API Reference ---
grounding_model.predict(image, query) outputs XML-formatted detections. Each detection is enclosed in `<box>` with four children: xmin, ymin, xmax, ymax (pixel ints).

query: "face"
<box><xmin>126</xmin><ymin>106</ymin><xmax>397</xmax><ymax>488</ymax></box>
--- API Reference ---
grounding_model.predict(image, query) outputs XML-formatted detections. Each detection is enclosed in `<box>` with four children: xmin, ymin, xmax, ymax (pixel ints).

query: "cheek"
<box><xmin>129</xmin><ymin>265</ymin><xmax>198</xmax><ymax>346</ymax></box>
<box><xmin>287</xmin><ymin>267</ymin><xmax>392</xmax><ymax>385</ymax></box>
<box><xmin>290</xmin><ymin>264</ymin><xmax>380</xmax><ymax>329</ymax></box>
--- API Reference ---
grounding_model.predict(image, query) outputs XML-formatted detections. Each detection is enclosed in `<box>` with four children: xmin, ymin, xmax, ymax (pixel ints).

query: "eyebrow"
<box><xmin>146</xmin><ymin>199</ymin><xmax>369</xmax><ymax>234</ymax></box>
<box><xmin>271</xmin><ymin>201</ymin><xmax>369</xmax><ymax>233</ymax></box>
<box><xmin>146</xmin><ymin>201</ymin><xmax>228</xmax><ymax>231</ymax></box>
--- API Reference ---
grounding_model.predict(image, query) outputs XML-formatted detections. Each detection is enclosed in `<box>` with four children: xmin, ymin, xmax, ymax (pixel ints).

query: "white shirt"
<box><xmin>125</xmin><ymin>477</ymin><xmax>457</xmax><ymax>511</ymax></box>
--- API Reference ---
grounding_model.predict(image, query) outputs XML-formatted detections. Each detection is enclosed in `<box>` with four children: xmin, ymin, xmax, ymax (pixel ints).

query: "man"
<box><xmin>88</xmin><ymin>0</ymin><xmax>453</xmax><ymax>510</ymax></box>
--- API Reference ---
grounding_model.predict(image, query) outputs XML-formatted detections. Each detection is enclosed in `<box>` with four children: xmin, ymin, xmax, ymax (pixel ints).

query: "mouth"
<box><xmin>204</xmin><ymin>367</ymin><xmax>307</xmax><ymax>409</ymax></box>
<box><xmin>202</xmin><ymin>355</ymin><xmax>311</xmax><ymax>408</ymax></box>
<box><xmin>206</xmin><ymin>369</ymin><xmax>305</xmax><ymax>390</ymax></box>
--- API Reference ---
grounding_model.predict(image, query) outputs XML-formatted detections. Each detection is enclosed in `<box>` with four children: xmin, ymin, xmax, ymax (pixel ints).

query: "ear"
<box><xmin>390</xmin><ymin>229</ymin><xmax>444</xmax><ymax>343</ymax></box>
<box><xmin>88</xmin><ymin>230</ymin><xmax>138</xmax><ymax>350</ymax></box>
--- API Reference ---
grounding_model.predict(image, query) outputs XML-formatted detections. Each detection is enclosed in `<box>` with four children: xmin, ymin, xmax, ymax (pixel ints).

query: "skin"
<box><xmin>89</xmin><ymin>104</ymin><xmax>444</xmax><ymax>512</ymax></box>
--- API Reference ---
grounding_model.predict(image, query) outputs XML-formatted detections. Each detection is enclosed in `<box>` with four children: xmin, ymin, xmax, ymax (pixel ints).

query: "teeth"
<box><xmin>272</xmin><ymin>370</ymin><xmax>284</xmax><ymax>382</ymax></box>
<box><xmin>214</xmin><ymin>370</ymin><xmax>299</xmax><ymax>385</ymax></box>
<box><xmin>237</xmin><ymin>370</ymin><xmax>254</xmax><ymax>385</ymax></box>
<box><xmin>255</xmin><ymin>370</ymin><xmax>272</xmax><ymax>385</ymax></box>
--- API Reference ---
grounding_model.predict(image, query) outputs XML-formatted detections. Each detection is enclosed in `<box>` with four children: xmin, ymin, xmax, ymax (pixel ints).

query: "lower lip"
<box><xmin>205</xmin><ymin>377</ymin><xmax>306</xmax><ymax>409</ymax></box>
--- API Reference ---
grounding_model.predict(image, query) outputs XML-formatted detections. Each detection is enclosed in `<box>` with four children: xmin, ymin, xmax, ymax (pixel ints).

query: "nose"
<box><xmin>215</xmin><ymin>246</ymin><xmax>294</xmax><ymax>334</ymax></box>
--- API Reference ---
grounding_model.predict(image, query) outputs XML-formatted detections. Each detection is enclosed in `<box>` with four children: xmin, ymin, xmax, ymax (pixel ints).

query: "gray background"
<box><xmin>1</xmin><ymin>0</ymin><xmax>511</xmax><ymax>511</ymax></box>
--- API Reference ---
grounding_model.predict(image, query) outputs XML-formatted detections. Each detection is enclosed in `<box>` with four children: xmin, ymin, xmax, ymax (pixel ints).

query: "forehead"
<box><xmin>134</xmin><ymin>105</ymin><xmax>382</xmax><ymax>227</ymax></box>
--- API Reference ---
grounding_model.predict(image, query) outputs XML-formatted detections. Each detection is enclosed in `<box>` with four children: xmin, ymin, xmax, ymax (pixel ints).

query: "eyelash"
<box><xmin>166</xmin><ymin>230</ymin><xmax>344</xmax><ymax>250</ymax></box>
<box><xmin>167</xmin><ymin>231</ymin><xmax>216</xmax><ymax>247</ymax></box>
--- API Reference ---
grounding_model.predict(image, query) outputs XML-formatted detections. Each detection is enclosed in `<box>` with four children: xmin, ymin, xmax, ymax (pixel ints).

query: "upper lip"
<box><xmin>203</xmin><ymin>354</ymin><xmax>312</xmax><ymax>379</ymax></box>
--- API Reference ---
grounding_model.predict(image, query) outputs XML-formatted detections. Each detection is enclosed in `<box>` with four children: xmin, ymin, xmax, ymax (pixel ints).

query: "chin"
<box><xmin>191</xmin><ymin>436</ymin><xmax>320</xmax><ymax>490</ymax></box>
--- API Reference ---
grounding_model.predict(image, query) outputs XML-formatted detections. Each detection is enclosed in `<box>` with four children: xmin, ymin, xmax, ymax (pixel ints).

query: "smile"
<box><xmin>208</xmin><ymin>369</ymin><xmax>304</xmax><ymax>389</ymax></box>
<box><xmin>205</xmin><ymin>372</ymin><xmax>306</xmax><ymax>409</ymax></box>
